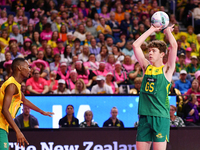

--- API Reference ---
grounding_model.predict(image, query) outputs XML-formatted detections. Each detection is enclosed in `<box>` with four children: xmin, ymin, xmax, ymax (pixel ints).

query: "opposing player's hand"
<box><xmin>16</xmin><ymin>131</ymin><xmax>29</xmax><ymax>147</ymax></box>
<box><xmin>163</xmin><ymin>24</ymin><xmax>175</xmax><ymax>34</ymax></box>
<box><xmin>41</xmin><ymin>111</ymin><xmax>54</xmax><ymax>117</ymax></box>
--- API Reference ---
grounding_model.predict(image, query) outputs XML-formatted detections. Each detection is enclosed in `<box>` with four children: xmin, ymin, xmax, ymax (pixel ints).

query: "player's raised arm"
<box><xmin>21</xmin><ymin>93</ymin><xmax>54</xmax><ymax>117</ymax></box>
<box><xmin>132</xmin><ymin>25</ymin><xmax>162</xmax><ymax>71</ymax></box>
<box><xmin>163</xmin><ymin>25</ymin><xmax>178</xmax><ymax>81</ymax></box>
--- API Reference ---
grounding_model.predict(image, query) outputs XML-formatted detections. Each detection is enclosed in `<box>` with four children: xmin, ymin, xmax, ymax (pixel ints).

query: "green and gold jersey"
<box><xmin>138</xmin><ymin>65</ymin><xmax>171</xmax><ymax>118</ymax></box>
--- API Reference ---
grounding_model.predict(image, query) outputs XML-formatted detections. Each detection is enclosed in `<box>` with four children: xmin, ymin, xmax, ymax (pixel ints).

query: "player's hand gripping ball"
<box><xmin>151</xmin><ymin>11</ymin><xmax>169</xmax><ymax>30</ymax></box>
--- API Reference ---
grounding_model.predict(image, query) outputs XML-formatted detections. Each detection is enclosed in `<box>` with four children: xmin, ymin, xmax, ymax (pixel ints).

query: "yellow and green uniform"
<box><xmin>0</xmin><ymin>76</ymin><xmax>22</xmax><ymax>150</ymax></box>
<box><xmin>187</xmin><ymin>33</ymin><xmax>196</xmax><ymax>44</ymax></box>
<box><xmin>1</xmin><ymin>22</ymin><xmax>19</xmax><ymax>34</ymax></box>
<box><xmin>137</xmin><ymin>65</ymin><xmax>171</xmax><ymax>142</ymax></box>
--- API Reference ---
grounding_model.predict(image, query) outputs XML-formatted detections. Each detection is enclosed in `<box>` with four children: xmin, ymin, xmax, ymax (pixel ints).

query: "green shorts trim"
<box><xmin>0</xmin><ymin>128</ymin><xmax>9</xmax><ymax>150</ymax></box>
<box><xmin>136</xmin><ymin>115</ymin><xmax>170</xmax><ymax>142</ymax></box>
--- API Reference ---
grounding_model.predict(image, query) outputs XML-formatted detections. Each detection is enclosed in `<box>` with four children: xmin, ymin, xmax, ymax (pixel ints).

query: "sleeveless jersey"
<box><xmin>0</xmin><ymin>76</ymin><xmax>22</xmax><ymax>132</ymax></box>
<box><xmin>138</xmin><ymin>65</ymin><xmax>171</xmax><ymax>118</ymax></box>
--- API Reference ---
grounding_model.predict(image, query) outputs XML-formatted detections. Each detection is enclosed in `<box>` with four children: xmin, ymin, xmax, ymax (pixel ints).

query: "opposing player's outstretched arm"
<box><xmin>163</xmin><ymin>25</ymin><xmax>178</xmax><ymax>81</ymax></box>
<box><xmin>22</xmin><ymin>93</ymin><xmax>54</xmax><ymax>117</ymax></box>
<box><xmin>132</xmin><ymin>25</ymin><xmax>162</xmax><ymax>71</ymax></box>
<box><xmin>2</xmin><ymin>84</ymin><xmax>29</xmax><ymax>147</ymax></box>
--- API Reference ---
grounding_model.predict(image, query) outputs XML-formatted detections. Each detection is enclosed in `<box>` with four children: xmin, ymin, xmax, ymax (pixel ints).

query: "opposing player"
<box><xmin>132</xmin><ymin>24</ymin><xmax>177</xmax><ymax>150</ymax></box>
<box><xmin>0</xmin><ymin>58</ymin><xmax>54</xmax><ymax>149</ymax></box>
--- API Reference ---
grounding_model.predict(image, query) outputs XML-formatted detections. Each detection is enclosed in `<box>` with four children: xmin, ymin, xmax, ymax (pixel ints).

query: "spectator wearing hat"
<box><xmin>19</xmin><ymin>38</ymin><xmax>32</xmax><ymax>57</ymax></box>
<box><xmin>40</xmin><ymin>23</ymin><xmax>53</xmax><ymax>41</ymax></box>
<box><xmin>175</xmin><ymin>70</ymin><xmax>191</xmax><ymax>94</ymax></box>
<box><xmin>53</xmin><ymin>79</ymin><xmax>71</xmax><ymax>94</ymax></box>
<box><xmin>71</xmin><ymin>79</ymin><xmax>90</xmax><ymax>94</ymax></box>
<box><xmin>113</xmin><ymin>61</ymin><xmax>127</xmax><ymax>85</ymax></box>
<box><xmin>50</xmin><ymin>53</ymin><xmax>61</xmax><ymax>71</ymax></box>
<box><xmin>51</xmin><ymin>16</ymin><xmax>68</xmax><ymax>32</ymax></box>
<box><xmin>180</xmin><ymin>32</ymin><xmax>190</xmax><ymax>50</ymax></box>
<box><xmin>38</xmin><ymin>37</ymin><xmax>48</xmax><ymax>51</ymax></box>
<box><xmin>63</xmin><ymin>32</ymin><xmax>74</xmax><ymax>48</ymax></box>
<box><xmin>3</xmin><ymin>60</ymin><xmax>12</xmax><ymax>81</ymax></box>
<box><xmin>1</xmin><ymin>14</ymin><xmax>18</xmax><ymax>34</ymax></box>
<box><xmin>176</xmin><ymin>53</ymin><xmax>187</xmax><ymax>73</ymax></box>
<box><xmin>0</xmin><ymin>29</ymin><xmax>10</xmax><ymax>54</ymax></box>
<box><xmin>66</xmin><ymin>69</ymin><xmax>77</xmax><ymax>91</ymax></box>
<box><xmin>106</xmin><ymin>72</ymin><xmax>119</xmax><ymax>94</ymax></box>
<box><xmin>89</xmin><ymin>38</ymin><xmax>101</xmax><ymax>56</ymax></box>
<box><xmin>185</xmin><ymin>47</ymin><xmax>192</xmax><ymax>65</ymax></box>
<box><xmin>9</xmin><ymin>43</ymin><xmax>22</xmax><ymax>60</ymax></box>
<box><xmin>53</xmin><ymin>39</ymin><xmax>65</xmax><ymax>55</ymax></box>
<box><xmin>78</xmin><ymin>45</ymin><xmax>90</xmax><ymax>62</ymax></box>
<box><xmin>26</xmin><ymin>45</ymin><xmax>38</xmax><ymax>64</ymax></box>
<box><xmin>32</xmin><ymin>59</ymin><xmax>49</xmax><ymax>80</ymax></box>
<box><xmin>72</xmin><ymin>38</ymin><xmax>82</xmax><ymax>56</ymax></box>
<box><xmin>9</xmin><ymin>25</ymin><xmax>24</xmax><ymax>47</ymax></box>
<box><xmin>26</xmin><ymin>68</ymin><xmax>49</xmax><ymax>94</ymax></box>
<box><xmin>56</xmin><ymin>62</ymin><xmax>69</xmax><ymax>80</ymax></box>
<box><xmin>35</xmin><ymin>16</ymin><xmax>48</xmax><ymax>34</ymax></box>
<box><xmin>47</xmin><ymin>71</ymin><xmax>58</xmax><ymax>93</ymax></box>
<box><xmin>186</xmin><ymin>55</ymin><xmax>200</xmax><ymax>76</ymax></box>
<box><xmin>97</xmin><ymin>17</ymin><xmax>112</xmax><ymax>36</ymax></box>
<box><xmin>91</xmin><ymin>75</ymin><xmax>113</xmax><ymax>94</ymax></box>
<box><xmin>48</xmin><ymin>31</ymin><xmax>59</xmax><ymax>49</ymax></box>
<box><xmin>121</xmin><ymin>41</ymin><xmax>134</xmax><ymax>57</ymax></box>
<box><xmin>84</xmin><ymin>54</ymin><xmax>99</xmax><ymax>71</ymax></box>
<box><xmin>47</xmin><ymin>10</ymin><xmax>58</xmax><ymax>24</ymax></box>
<box><xmin>177</xmin><ymin>39</ymin><xmax>186</xmax><ymax>57</ymax></box>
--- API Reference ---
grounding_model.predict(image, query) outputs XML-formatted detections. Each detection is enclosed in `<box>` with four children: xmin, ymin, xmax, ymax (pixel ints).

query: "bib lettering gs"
<box><xmin>138</xmin><ymin>65</ymin><xmax>171</xmax><ymax>118</ymax></box>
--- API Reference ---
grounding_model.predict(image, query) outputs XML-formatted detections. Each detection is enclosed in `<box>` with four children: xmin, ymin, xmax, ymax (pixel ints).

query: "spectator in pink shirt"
<box><xmin>113</xmin><ymin>61</ymin><xmax>127</xmax><ymax>85</ymax></box>
<box><xmin>106</xmin><ymin>72</ymin><xmax>119</xmax><ymax>94</ymax></box>
<box><xmin>92</xmin><ymin>61</ymin><xmax>108</xmax><ymax>78</ymax></box>
<box><xmin>84</xmin><ymin>54</ymin><xmax>99</xmax><ymax>70</ymax></box>
<box><xmin>75</xmin><ymin>60</ymin><xmax>91</xmax><ymax>86</ymax></box>
<box><xmin>122</xmin><ymin>55</ymin><xmax>135</xmax><ymax>73</ymax></box>
<box><xmin>19</xmin><ymin>38</ymin><xmax>32</xmax><ymax>57</ymax></box>
<box><xmin>56</xmin><ymin>62</ymin><xmax>69</xmax><ymax>80</ymax></box>
<box><xmin>185</xmin><ymin>47</ymin><xmax>192</xmax><ymax>65</ymax></box>
<box><xmin>29</xmin><ymin>9</ymin><xmax>40</xmax><ymax>26</ymax></box>
<box><xmin>38</xmin><ymin>37</ymin><xmax>48</xmax><ymax>51</ymax></box>
<box><xmin>40</xmin><ymin>23</ymin><xmax>53</xmax><ymax>41</ymax></box>
<box><xmin>47</xmin><ymin>70</ymin><xmax>58</xmax><ymax>93</ymax></box>
<box><xmin>66</xmin><ymin>69</ymin><xmax>77</xmax><ymax>91</ymax></box>
<box><xmin>26</xmin><ymin>68</ymin><xmax>49</xmax><ymax>94</ymax></box>
<box><xmin>105</xmin><ymin>54</ymin><xmax>116</xmax><ymax>72</ymax></box>
<box><xmin>53</xmin><ymin>39</ymin><xmax>65</xmax><ymax>55</ymax></box>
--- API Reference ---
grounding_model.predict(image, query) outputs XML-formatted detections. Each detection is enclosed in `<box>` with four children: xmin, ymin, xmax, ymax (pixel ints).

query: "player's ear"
<box><xmin>17</xmin><ymin>65</ymin><xmax>22</xmax><ymax>71</ymax></box>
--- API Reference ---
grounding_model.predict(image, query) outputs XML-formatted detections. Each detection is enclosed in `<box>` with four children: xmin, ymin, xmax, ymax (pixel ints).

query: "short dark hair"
<box><xmin>12</xmin><ymin>58</ymin><xmax>26</xmax><ymax>72</ymax></box>
<box><xmin>148</xmin><ymin>40</ymin><xmax>167</xmax><ymax>53</ymax></box>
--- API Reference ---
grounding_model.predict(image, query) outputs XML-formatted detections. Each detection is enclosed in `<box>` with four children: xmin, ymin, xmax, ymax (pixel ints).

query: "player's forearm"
<box><xmin>132</xmin><ymin>26</ymin><xmax>154</xmax><ymax>48</ymax></box>
<box><xmin>1</xmin><ymin>109</ymin><xmax>21</xmax><ymax>133</ymax></box>
<box><xmin>23</xmin><ymin>98</ymin><xmax>44</xmax><ymax>114</ymax></box>
<box><xmin>165</xmin><ymin>29</ymin><xmax>177</xmax><ymax>48</ymax></box>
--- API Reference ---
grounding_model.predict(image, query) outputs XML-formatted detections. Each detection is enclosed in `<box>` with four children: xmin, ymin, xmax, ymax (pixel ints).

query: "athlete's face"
<box><xmin>66</xmin><ymin>106</ymin><xmax>74</xmax><ymax>115</ymax></box>
<box><xmin>170</xmin><ymin>106</ymin><xmax>175</xmax><ymax>117</ymax></box>
<box><xmin>111</xmin><ymin>108</ymin><xmax>118</xmax><ymax>119</ymax></box>
<box><xmin>21</xmin><ymin>61</ymin><xmax>31</xmax><ymax>78</ymax></box>
<box><xmin>148</xmin><ymin>47</ymin><xmax>164</xmax><ymax>64</ymax></box>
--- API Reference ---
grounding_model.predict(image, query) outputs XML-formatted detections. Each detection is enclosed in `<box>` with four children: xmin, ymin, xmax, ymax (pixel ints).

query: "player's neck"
<box><xmin>152</xmin><ymin>60</ymin><xmax>163</xmax><ymax>67</ymax></box>
<box><xmin>12</xmin><ymin>74</ymin><xmax>24</xmax><ymax>84</ymax></box>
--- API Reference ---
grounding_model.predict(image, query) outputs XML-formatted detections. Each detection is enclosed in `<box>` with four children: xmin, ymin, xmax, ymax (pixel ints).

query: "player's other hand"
<box><xmin>41</xmin><ymin>111</ymin><xmax>54</xmax><ymax>117</ymax></box>
<box><xmin>164</xmin><ymin>24</ymin><xmax>175</xmax><ymax>34</ymax></box>
<box><xmin>150</xmin><ymin>24</ymin><xmax>163</xmax><ymax>32</ymax></box>
<box><xmin>16</xmin><ymin>131</ymin><xmax>29</xmax><ymax>147</ymax></box>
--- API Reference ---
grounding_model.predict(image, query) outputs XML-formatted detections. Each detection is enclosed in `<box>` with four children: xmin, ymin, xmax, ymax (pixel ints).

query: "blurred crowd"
<box><xmin>1</xmin><ymin>0</ymin><xmax>200</xmax><ymax>126</ymax></box>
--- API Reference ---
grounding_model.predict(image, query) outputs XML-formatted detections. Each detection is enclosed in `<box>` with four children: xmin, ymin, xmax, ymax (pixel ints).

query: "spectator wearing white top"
<box><xmin>91</xmin><ymin>75</ymin><xmax>113</xmax><ymax>94</ymax></box>
<box><xmin>53</xmin><ymin>79</ymin><xmax>71</xmax><ymax>94</ymax></box>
